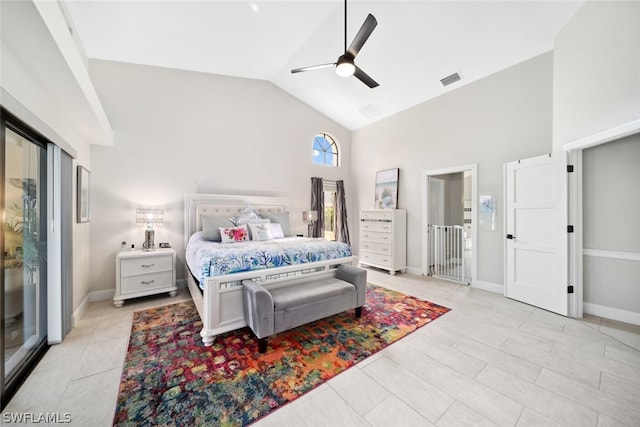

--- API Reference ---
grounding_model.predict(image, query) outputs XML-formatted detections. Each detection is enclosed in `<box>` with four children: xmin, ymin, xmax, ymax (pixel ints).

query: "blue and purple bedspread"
<box><xmin>186</xmin><ymin>232</ymin><xmax>353</xmax><ymax>288</ymax></box>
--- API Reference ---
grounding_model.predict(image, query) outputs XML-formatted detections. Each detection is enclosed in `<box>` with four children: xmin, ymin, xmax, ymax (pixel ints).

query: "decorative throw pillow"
<box><xmin>229</xmin><ymin>205</ymin><xmax>260</xmax><ymax>226</ymax></box>
<box><xmin>269</xmin><ymin>223</ymin><xmax>285</xmax><ymax>239</ymax></box>
<box><xmin>201</xmin><ymin>215</ymin><xmax>233</xmax><ymax>242</ymax></box>
<box><xmin>249</xmin><ymin>223</ymin><xmax>274</xmax><ymax>241</ymax></box>
<box><xmin>259</xmin><ymin>212</ymin><xmax>291</xmax><ymax>236</ymax></box>
<box><xmin>219</xmin><ymin>224</ymin><xmax>249</xmax><ymax>243</ymax></box>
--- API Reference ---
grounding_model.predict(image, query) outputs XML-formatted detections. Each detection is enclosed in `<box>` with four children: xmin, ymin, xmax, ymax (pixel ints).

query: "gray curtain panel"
<box><xmin>335</xmin><ymin>180</ymin><xmax>351</xmax><ymax>245</ymax></box>
<box><xmin>310</xmin><ymin>177</ymin><xmax>324</xmax><ymax>237</ymax></box>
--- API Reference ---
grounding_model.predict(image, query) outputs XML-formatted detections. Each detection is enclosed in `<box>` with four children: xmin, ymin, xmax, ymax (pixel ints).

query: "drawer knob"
<box><xmin>141</xmin><ymin>263</ymin><xmax>155</xmax><ymax>268</ymax></box>
<box><xmin>141</xmin><ymin>280</ymin><xmax>155</xmax><ymax>285</ymax></box>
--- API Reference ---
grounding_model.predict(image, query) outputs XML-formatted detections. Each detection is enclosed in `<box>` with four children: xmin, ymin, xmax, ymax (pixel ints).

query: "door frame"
<box><xmin>422</xmin><ymin>164</ymin><xmax>477</xmax><ymax>283</ymax></box>
<box><xmin>564</xmin><ymin>118</ymin><xmax>640</xmax><ymax>320</ymax></box>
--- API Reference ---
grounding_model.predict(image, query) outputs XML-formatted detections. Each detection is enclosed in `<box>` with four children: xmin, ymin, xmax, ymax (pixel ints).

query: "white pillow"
<box><xmin>269</xmin><ymin>223</ymin><xmax>285</xmax><ymax>239</ymax></box>
<box><xmin>249</xmin><ymin>223</ymin><xmax>274</xmax><ymax>241</ymax></box>
<box><xmin>229</xmin><ymin>205</ymin><xmax>260</xmax><ymax>226</ymax></box>
<box><xmin>219</xmin><ymin>224</ymin><xmax>249</xmax><ymax>243</ymax></box>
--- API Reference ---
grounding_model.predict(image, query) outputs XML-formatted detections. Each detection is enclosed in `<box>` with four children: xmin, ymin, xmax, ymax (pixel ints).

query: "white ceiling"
<box><xmin>63</xmin><ymin>0</ymin><xmax>585</xmax><ymax>130</ymax></box>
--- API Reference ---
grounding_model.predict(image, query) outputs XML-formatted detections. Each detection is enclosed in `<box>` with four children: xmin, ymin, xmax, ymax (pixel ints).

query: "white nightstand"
<box><xmin>114</xmin><ymin>248</ymin><xmax>177</xmax><ymax>307</ymax></box>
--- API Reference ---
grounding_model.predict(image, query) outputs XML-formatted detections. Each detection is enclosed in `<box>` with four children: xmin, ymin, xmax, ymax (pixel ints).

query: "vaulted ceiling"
<box><xmin>63</xmin><ymin>1</ymin><xmax>585</xmax><ymax>130</ymax></box>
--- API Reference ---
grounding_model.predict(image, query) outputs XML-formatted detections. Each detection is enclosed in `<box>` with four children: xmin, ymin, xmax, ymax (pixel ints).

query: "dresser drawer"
<box><xmin>120</xmin><ymin>254</ymin><xmax>173</xmax><ymax>276</ymax></box>
<box><xmin>360</xmin><ymin>230</ymin><xmax>392</xmax><ymax>244</ymax></box>
<box><xmin>360</xmin><ymin>251</ymin><xmax>392</xmax><ymax>267</ymax></box>
<box><xmin>361</xmin><ymin>210</ymin><xmax>392</xmax><ymax>221</ymax></box>
<box><xmin>361</xmin><ymin>221</ymin><xmax>392</xmax><ymax>233</ymax></box>
<box><xmin>121</xmin><ymin>271</ymin><xmax>173</xmax><ymax>294</ymax></box>
<box><xmin>360</xmin><ymin>241</ymin><xmax>391</xmax><ymax>255</ymax></box>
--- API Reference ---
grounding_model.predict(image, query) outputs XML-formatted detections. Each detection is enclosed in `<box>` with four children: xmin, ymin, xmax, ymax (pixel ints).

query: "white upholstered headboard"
<box><xmin>184</xmin><ymin>193</ymin><xmax>290</xmax><ymax>245</ymax></box>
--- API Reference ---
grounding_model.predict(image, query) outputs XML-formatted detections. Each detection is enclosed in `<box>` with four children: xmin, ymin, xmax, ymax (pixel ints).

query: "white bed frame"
<box><xmin>184</xmin><ymin>193</ymin><xmax>358</xmax><ymax>346</ymax></box>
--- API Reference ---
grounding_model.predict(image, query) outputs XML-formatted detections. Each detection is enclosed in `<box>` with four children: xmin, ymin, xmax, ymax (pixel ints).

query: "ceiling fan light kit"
<box><xmin>291</xmin><ymin>0</ymin><xmax>379</xmax><ymax>88</ymax></box>
<box><xmin>336</xmin><ymin>55</ymin><xmax>356</xmax><ymax>77</ymax></box>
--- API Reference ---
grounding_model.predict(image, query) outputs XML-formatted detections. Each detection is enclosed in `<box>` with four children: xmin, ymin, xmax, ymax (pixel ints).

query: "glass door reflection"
<box><xmin>2</xmin><ymin>121</ymin><xmax>48</xmax><ymax>407</ymax></box>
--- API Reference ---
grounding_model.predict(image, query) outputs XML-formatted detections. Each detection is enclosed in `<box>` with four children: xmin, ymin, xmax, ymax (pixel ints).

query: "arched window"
<box><xmin>312</xmin><ymin>133</ymin><xmax>339</xmax><ymax>167</ymax></box>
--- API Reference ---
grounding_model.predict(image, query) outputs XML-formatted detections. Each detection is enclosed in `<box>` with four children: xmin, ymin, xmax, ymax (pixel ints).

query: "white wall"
<box><xmin>351</xmin><ymin>52</ymin><xmax>554</xmax><ymax>286</ymax></box>
<box><xmin>553</xmin><ymin>1</ymin><xmax>640</xmax><ymax>148</ymax></box>
<box><xmin>553</xmin><ymin>1</ymin><xmax>640</xmax><ymax>322</ymax></box>
<box><xmin>88</xmin><ymin>60</ymin><xmax>352</xmax><ymax>293</ymax></box>
<box><xmin>582</xmin><ymin>135</ymin><xmax>640</xmax><ymax>315</ymax></box>
<box><xmin>1</xmin><ymin>0</ymin><xmax>97</xmax><ymax>313</ymax></box>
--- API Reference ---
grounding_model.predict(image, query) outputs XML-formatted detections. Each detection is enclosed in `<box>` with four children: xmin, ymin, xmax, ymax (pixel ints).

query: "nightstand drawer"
<box><xmin>121</xmin><ymin>271</ymin><xmax>173</xmax><ymax>294</ymax></box>
<box><xmin>120</xmin><ymin>255</ymin><xmax>172</xmax><ymax>276</ymax></box>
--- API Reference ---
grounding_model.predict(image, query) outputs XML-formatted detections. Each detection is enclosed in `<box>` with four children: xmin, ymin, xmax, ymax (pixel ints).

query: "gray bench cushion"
<box><xmin>269</xmin><ymin>278</ymin><xmax>355</xmax><ymax>311</ymax></box>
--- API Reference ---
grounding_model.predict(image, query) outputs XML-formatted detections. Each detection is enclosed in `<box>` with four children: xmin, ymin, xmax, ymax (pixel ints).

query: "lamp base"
<box><xmin>143</xmin><ymin>228</ymin><xmax>155</xmax><ymax>251</ymax></box>
<box><xmin>307</xmin><ymin>222</ymin><xmax>315</xmax><ymax>238</ymax></box>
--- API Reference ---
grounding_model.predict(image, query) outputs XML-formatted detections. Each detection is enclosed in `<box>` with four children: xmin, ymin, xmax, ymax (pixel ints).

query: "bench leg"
<box><xmin>355</xmin><ymin>306</ymin><xmax>363</xmax><ymax>318</ymax></box>
<box><xmin>258</xmin><ymin>338</ymin><xmax>268</xmax><ymax>353</ymax></box>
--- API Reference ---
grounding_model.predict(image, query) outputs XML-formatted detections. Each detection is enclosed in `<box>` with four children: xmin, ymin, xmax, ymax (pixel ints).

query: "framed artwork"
<box><xmin>77</xmin><ymin>166</ymin><xmax>91</xmax><ymax>223</ymax></box>
<box><xmin>479</xmin><ymin>194</ymin><xmax>496</xmax><ymax>231</ymax></box>
<box><xmin>374</xmin><ymin>168</ymin><xmax>399</xmax><ymax>209</ymax></box>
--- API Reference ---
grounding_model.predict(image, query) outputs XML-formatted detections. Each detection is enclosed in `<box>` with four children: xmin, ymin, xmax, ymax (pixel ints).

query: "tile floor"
<box><xmin>3</xmin><ymin>269</ymin><xmax>640</xmax><ymax>426</ymax></box>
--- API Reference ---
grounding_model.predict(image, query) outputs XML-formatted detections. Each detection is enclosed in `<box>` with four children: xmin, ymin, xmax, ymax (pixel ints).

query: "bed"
<box><xmin>184</xmin><ymin>193</ymin><xmax>358</xmax><ymax>346</ymax></box>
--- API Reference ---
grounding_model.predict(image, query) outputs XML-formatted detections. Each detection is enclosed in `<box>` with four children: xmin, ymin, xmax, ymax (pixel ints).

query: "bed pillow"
<box><xmin>219</xmin><ymin>224</ymin><xmax>249</xmax><ymax>243</ymax></box>
<box><xmin>259</xmin><ymin>212</ymin><xmax>291</xmax><ymax>237</ymax></box>
<box><xmin>249</xmin><ymin>223</ymin><xmax>274</xmax><ymax>242</ymax></box>
<box><xmin>201</xmin><ymin>215</ymin><xmax>233</xmax><ymax>241</ymax></box>
<box><xmin>269</xmin><ymin>223</ymin><xmax>285</xmax><ymax>239</ymax></box>
<box><xmin>229</xmin><ymin>205</ymin><xmax>260</xmax><ymax>226</ymax></box>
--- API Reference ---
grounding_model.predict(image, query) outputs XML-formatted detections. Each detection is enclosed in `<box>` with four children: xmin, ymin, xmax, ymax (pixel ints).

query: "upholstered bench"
<box><xmin>242</xmin><ymin>264</ymin><xmax>367</xmax><ymax>353</ymax></box>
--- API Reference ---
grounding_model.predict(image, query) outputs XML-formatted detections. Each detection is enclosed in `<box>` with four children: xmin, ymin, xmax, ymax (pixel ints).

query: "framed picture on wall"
<box><xmin>77</xmin><ymin>166</ymin><xmax>91</xmax><ymax>223</ymax></box>
<box><xmin>374</xmin><ymin>168</ymin><xmax>399</xmax><ymax>209</ymax></box>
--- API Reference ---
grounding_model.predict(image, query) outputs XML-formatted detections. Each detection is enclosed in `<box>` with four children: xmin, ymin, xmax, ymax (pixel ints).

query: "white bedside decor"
<box><xmin>136</xmin><ymin>208</ymin><xmax>164</xmax><ymax>251</ymax></box>
<box><xmin>114</xmin><ymin>248</ymin><xmax>177</xmax><ymax>307</ymax></box>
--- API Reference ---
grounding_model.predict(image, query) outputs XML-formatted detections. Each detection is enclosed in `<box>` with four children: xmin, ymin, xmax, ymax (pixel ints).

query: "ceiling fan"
<box><xmin>291</xmin><ymin>0</ymin><xmax>379</xmax><ymax>88</ymax></box>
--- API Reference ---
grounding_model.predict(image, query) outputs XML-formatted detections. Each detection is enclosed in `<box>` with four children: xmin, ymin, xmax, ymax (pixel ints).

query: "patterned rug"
<box><xmin>113</xmin><ymin>285</ymin><xmax>450</xmax><ymax>426</ymax></box>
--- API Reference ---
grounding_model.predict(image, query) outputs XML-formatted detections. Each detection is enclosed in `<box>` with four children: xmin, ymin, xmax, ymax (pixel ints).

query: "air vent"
<box><xmin>440</xmin><ymin>72</ymin><xmax>462</xmax><ymax>87</ymax></box>
<box><xmin>359</xmin><ymin>104</ymin><xmax>381</xmax><ymax>118</ymax></box>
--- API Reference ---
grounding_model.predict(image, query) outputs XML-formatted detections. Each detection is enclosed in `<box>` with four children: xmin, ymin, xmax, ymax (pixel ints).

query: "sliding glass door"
<box><xmin>1</xmin><ymin>108</ymin><xmax>49</xmax><ymax>409</ymax></box>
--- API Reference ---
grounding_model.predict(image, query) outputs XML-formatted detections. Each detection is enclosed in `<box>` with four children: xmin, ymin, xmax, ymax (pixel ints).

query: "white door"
<box><xmin>505</xmin><ymin>153</ymin><xmax>568</xmax><ymax>315</ymax></box>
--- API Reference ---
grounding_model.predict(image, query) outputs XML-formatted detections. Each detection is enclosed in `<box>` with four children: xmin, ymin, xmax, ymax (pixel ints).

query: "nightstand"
<box><xmin>114</xmin><ymin>248</ymin><xmax>177</xmax><ymax>307</ymax></box>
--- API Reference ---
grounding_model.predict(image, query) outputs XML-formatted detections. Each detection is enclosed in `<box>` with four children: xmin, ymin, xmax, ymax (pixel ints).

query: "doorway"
<box><xmin>422</xmin><ymin>164</ymin><xmax>477</xmax><ymax>285</ymax></box>
<box><xmin>1</xmin><ymin>109</ymin><xmax>50</xmax><ymax>408</ymax></box>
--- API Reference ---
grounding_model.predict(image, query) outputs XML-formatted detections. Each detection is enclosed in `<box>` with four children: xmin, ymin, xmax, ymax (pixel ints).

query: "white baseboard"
<box><xmin>584</xmin><ymin>302</ymin><xmax>640</xmax><ymax>326</ymax></box>
<box><xmin>405</xmin><ymin>266</ymin><xmax>422</xmax><ymax>276</ymax></box>
<box><xmin>72</xmin><ymin>281</ymin><xmax>187</xmax><ymax>325</ymax></box>
<box><xmin>471</xmin><ymin>280</ymin><xmax>504</xmax><ymax>294</ymax></box>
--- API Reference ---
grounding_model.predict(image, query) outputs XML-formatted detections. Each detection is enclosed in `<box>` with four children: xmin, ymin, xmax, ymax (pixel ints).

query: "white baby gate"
<box><xmin>430</xmin><ymin>225</ymin><xmax>467</xmax><ymax>283</ymax></box>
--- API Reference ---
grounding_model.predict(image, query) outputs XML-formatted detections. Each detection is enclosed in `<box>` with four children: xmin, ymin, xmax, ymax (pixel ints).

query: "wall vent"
<box><xmin>440</xmin><ymin>72</ymin><xmax>462</xmax><ymax>87</ymax></box>
<box><xmin>359</xmin><ymin>104</ymin><xmax>381</xmax><ymax>118</ymax></box>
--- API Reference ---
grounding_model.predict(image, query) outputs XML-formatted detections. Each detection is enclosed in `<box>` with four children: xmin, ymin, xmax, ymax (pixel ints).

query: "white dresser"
<box><xmin>114</xmin><ymin>248</ymin><xmax>177</xmax><ymax>307</ymax></box>
<box><xmin>359</xmin><ymin>209</ymin><xmax>407</xmax><ymax>275</ymax></box>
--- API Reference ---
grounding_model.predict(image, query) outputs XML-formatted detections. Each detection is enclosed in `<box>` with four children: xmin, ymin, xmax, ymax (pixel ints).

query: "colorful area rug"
<box><xmin>113</xmin><ymin>285</ymin><xmax>450</xmax><ymax>426</ymax></box>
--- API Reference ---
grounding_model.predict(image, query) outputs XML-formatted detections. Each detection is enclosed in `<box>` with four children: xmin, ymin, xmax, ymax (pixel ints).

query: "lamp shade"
<box><xmin>302</xmin><ymin>210</ymin><xmax>318</xmax><ymax>223</ymax></box>
<box><xmin>136</xmin><ymin>208</ymin><xmax>164</xmax><ymax>227</ymax></box>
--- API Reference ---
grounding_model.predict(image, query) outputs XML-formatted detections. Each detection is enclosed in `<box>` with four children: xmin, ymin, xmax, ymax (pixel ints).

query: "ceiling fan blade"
<box><xmin>291</xmin><ymin>63</ymin><xmax>336</xmax><ymax>74</ymax></box>
<box><xmin>353</xmin><ymin>66</ymin><xmax>379</xmax><ymax>88</ymax></box>
<box><xmin>347</xmin><ymin>14</ymin><xmax>377</xmax><ymax>58</ymax></box>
